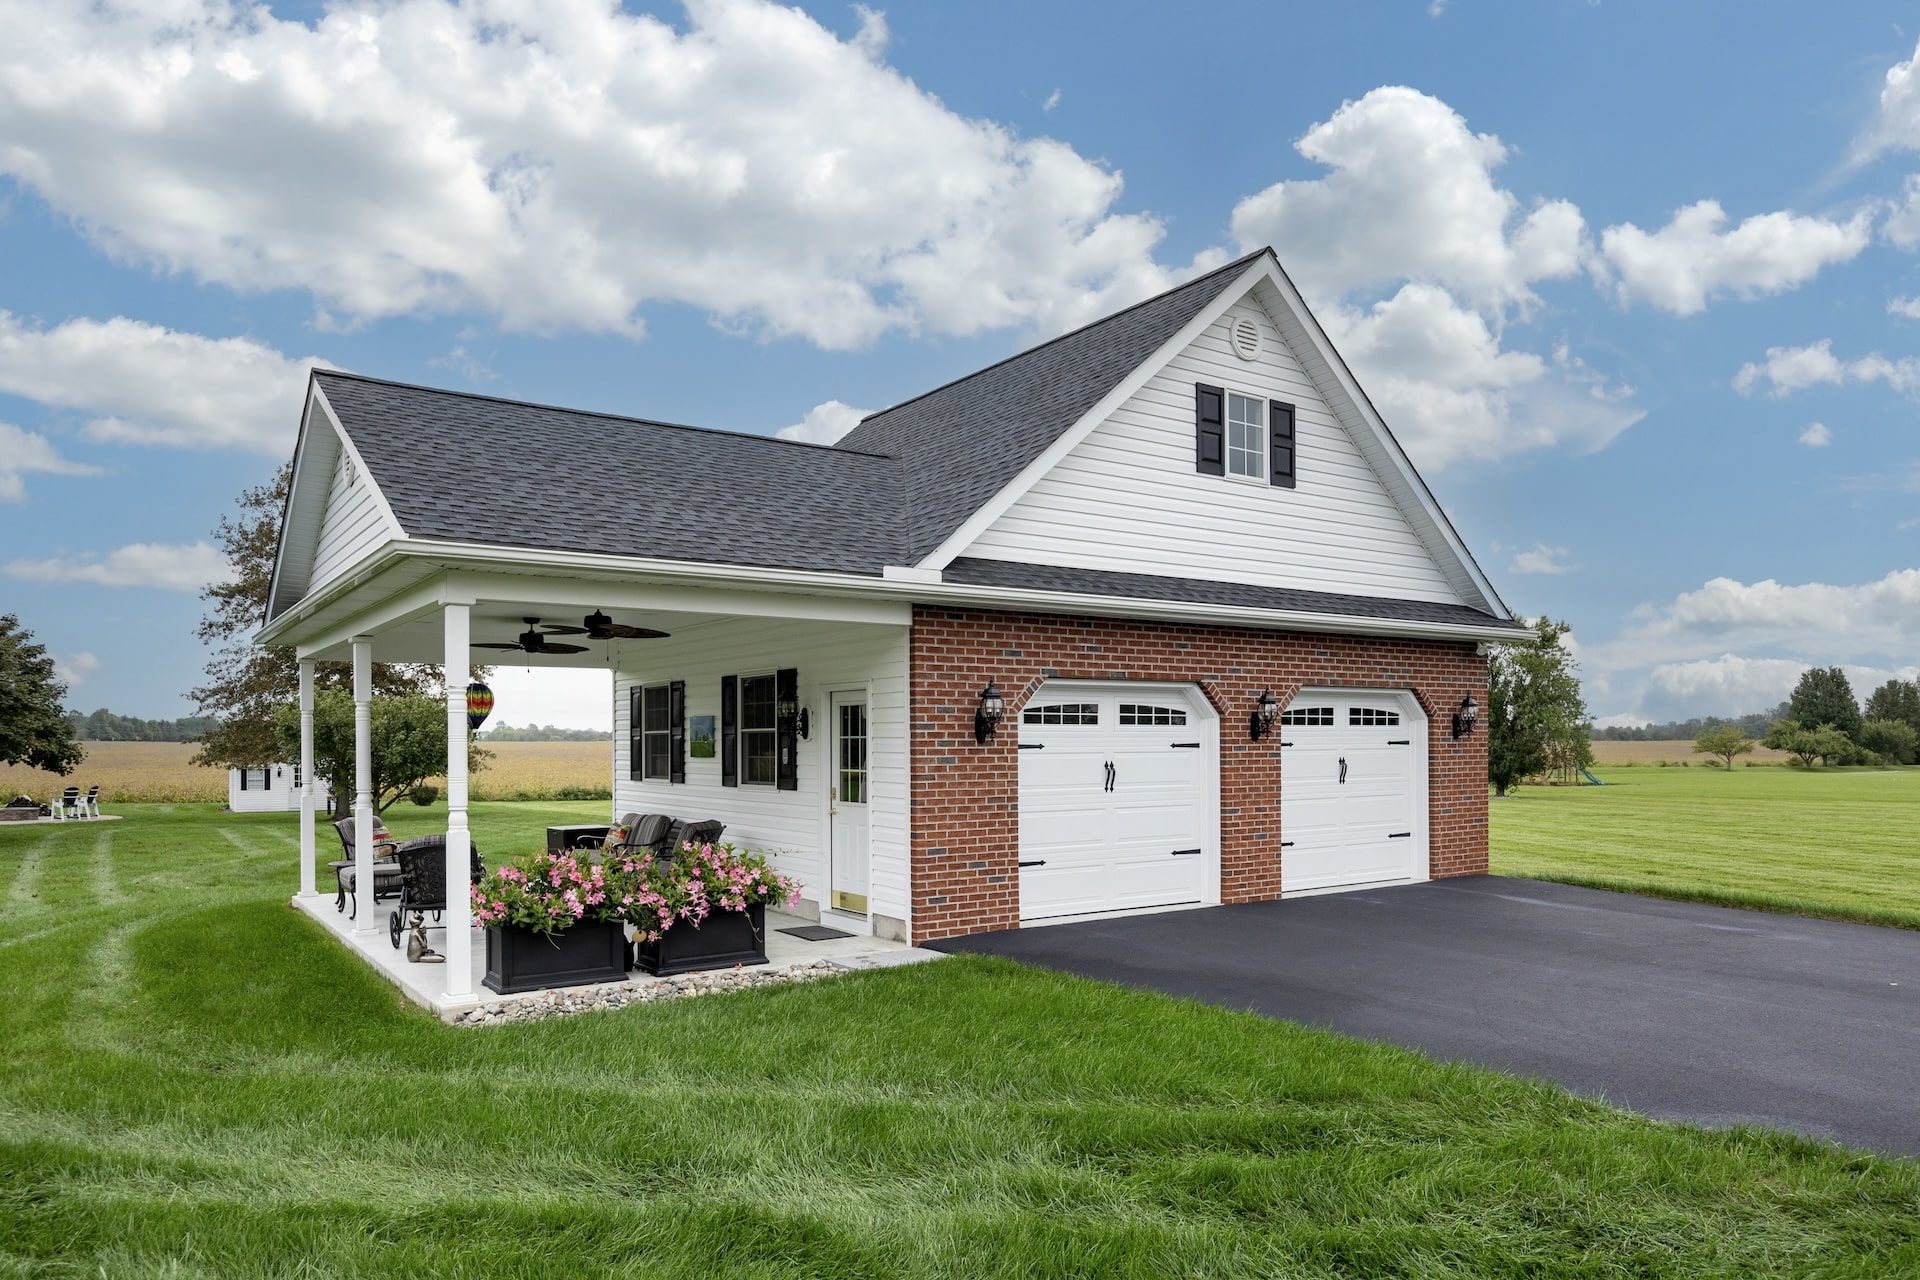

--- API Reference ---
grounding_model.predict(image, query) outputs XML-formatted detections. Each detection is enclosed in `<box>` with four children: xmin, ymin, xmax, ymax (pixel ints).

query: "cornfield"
<box><xmin>0</xmin><ymin>740</ymin><xmax>613</xmax><ymax>806</ymax></box>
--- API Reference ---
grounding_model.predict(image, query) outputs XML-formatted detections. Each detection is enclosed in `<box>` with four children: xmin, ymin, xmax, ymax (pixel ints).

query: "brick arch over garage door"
<box><xmin>907</xmin><ymin>605</ymin><xmax>1490</xmax><ymax>944</ymax></box>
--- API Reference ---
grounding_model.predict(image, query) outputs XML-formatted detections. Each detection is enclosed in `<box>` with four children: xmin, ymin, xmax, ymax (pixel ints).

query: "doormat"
<box><xmin>778</xmin><ymin>924</ymin><xmax>855</xmax><ymax>942</ymax></box>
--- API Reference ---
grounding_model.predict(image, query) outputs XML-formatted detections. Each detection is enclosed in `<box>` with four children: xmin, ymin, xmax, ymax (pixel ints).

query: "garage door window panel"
<box><xmin>1119</xmin><ymin>703</ymin><xmax>1187</xmax><ymax>726</ymax></box>
<box><xmin>1281</xmin><ymin>706</ymin><xmax>1333</xmax><ymax>726</ymax></box>
<box><xmin>1023</xmin><ymin>703</ymin><xmax>1099</xmax><ymax>725</ymax></box>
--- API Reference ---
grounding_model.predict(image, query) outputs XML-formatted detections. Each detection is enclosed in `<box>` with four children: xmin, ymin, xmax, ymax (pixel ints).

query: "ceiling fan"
<box><xmin>581</xmin><ymin>610</ymin><xmax>670</xmax><ymax>640</ymax></box>
<box><xmin>473</xmin><ymin>618</ymin><xmax>592</xmax><ymax>656</ymax></box>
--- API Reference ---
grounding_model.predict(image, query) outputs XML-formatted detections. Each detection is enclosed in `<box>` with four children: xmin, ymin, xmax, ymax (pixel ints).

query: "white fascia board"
<box><xmin>915</xmin><ymin>257</ymin><xmax>1274</xmax><ymax>573</ymax></box>
<box><xmin>260</xmin><ymin>538</ymin><xmax>1527</xmax><ymax>651</ymax></box>
<box><xmin>264</xmin><ymin>383</ymin><xmax>334</xmax><ymax>620</ymax></box>
<box><xmin>315</xmin><ymin>387</ymin><xmax>408</xmax><ymax>547</ymax></box>
<box><xmin>1256</xmin><ymin>262</ymin><xmax>1512</xmax><ymax>620</ymax></box>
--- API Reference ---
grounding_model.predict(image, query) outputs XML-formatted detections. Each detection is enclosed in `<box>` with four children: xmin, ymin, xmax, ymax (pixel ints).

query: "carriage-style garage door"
<box><xmin>1279</xmin><ymin>689</ymin><xmax>1427</xmax><ymax>894</ymax></box>
<box><xmin>1017</xmin><ymin>682</ymin><xmax>1217</xmax><ymax>922</ymax></box>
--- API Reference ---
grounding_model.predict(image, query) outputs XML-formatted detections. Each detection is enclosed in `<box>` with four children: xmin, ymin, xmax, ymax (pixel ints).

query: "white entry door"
<box><xmin>1018</xmin><ymin>683</ymin><xmax>1215</xmax><ymax>921</ymax></box>
<box><xmin>828</xmin><ymin>693</ymin><xmax>870</xmax><ymax>914</ymax></box>
<box><xmin>1280</xmin><ymin>690</ymin><xmax>1425</xmax><ymax>894</ymax></box>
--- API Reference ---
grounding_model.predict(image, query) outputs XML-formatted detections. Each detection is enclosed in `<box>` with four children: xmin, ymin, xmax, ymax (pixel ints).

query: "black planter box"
<box><xmin>636</xmin><ymin>903</ymin><xmax>769</xmax><ymax>976</ymax></box>
<box><xmin>483</xmin><ymin>920</ymin><xmax>629</xmax><ymax>994</ymax></box>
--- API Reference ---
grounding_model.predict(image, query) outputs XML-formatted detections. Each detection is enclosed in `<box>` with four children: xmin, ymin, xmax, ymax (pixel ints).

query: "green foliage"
<box><xmin>0</xmin><ymin>614</ymin><xmax>83</xmax><ymax>775</ymax></box>
<box><xmin>1487</xmin><ymin>617</ymin><xmax>1591</xmax><ymax>796</ymax></box>
<box><xmin>1859</xmin><ymin>718</ymin><xmax>1919</xmax><ymax>767</ymax></box>
<box><xmin>64</xmin><ymin>706</ymin><xmax>219</xmax><ymax>742</ymax></box>
<box><xmin>1786</xmin><ymin>666</ymin><xmax>1862</xmax><ymax>743</ymax></box>
<box><xmin>6</xmin><ymin>802</ymin><xmax>1920</xmax><ymax>1276</ymax></box>
<box><xmin>1692</xmin><ymin>724</ymin><xmax>1754</xmax><ymax>772</ymax></box>
<box><xmin>1864</xmin><ymin>678</ymin><xmax>1920</xmax><ymax>739</ymax></box>
<box><xmin>273</xmin><ymin>691</ymin><xmax>484</xmax><ymax>815</ymax></box>
<box><xmin>480</xmin><ymin>723</ymin><xmax>613</xmax><ymax>742</ymax></box>
<box><xmin>189</xmin><ymin>463</ymin><xmax>449</xmax><ymax>770</ymax></box>
<box><xmin>1595</xmin><ymin>709</ymin><xmax>1780</xmax><ymax>741</ymax></box>
<box><xmin>408</xmin><ymin>784</ymin><xmax>441</xmax><ymax>806</ymax></box>
<box><xmin>1762</xmin><ymin>719</ymin><xmax>1854</xmax><ymax>769</ymax></box>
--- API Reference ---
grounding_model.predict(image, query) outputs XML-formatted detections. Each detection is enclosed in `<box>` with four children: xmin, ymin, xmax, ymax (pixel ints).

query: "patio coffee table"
<box><xmin>547</xmin><ymin>824</ymin><xmax>611</xmax><ymax>853</ymax></box>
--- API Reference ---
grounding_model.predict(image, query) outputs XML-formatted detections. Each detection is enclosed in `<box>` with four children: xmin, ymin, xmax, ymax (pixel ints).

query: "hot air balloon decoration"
<box><xmin>466</xmin><ymin>681</ymin><xmax>494</xmax><ymax>734</ymax></box>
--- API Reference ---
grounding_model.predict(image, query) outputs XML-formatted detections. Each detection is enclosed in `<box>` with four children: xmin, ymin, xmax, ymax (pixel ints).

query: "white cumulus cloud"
<box><xmin>0</xmin><ymin>0</ymin><xmax>1210</xmax><ymax>349</ymax></box>
<box><xmin>1798</xmin><ymin>421</ymin><xmax>1831</xmax><ymax>447</ymax></box>
<box><xmin>0</xmin><ymin>422</ymin><xmax>99</xmax><ymax>500</ymax></box>
<box><xmin>1733</xmin><ymin>338</ymin><xmax>1920</xmax><ymax>398</ymax></box>
<box><xmin>1856</xmin><ymin>36</ymin><xmax>1920</xmax><ymax>160</ymax></box>
<box><xmin>1890</xmin><ymin>293</ymin><xmax>1920</xmax><ymax>319</ymax></box>
<box><xmin>1598</xmin><ymin>201</ymin><xmax>1872</xmax><ymax>316</ymax></box>
<box><xmin>0</xmin><ymin>313</ymin><xmax>328</xmax><ymax>454</ymax></box>
<box><xmin>776</xmin><ymin>399</ymin><xmax>873</xmax><ymax>446</ymax></box>
<box><xmin>3</xmin><ymin>541</ymin><xmax>233</xmax><ymax>591</ymax></box>
<box><xmin>54</xmin><ymin>652</ymin><xmax>100</xmax><ymax>687</ymax></box>
<box><xmin>1508</xmin><ymin>544</ymin><xmax>1579</xmax><ymax>575</ymax></box>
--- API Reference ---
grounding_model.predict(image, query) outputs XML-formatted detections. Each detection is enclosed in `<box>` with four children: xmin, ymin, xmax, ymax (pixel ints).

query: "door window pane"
<box><xmin>838</xmin><ymin>702</ymin><xmax>867</xmax><ymax>804</ymax></box>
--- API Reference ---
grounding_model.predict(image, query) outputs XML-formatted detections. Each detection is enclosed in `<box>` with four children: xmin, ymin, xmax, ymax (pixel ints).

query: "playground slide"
<box><xmin>1579</xmin><ymin>767</ymin><xmax>1604</xmax><ymax>786</ymax></box>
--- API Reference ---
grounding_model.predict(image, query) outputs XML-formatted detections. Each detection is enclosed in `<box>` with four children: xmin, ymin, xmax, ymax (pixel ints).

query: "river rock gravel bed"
<box><xmin>448</xmin><ymin>959</ymin><xmax>849</xmax><ymax>1026</ymax></box>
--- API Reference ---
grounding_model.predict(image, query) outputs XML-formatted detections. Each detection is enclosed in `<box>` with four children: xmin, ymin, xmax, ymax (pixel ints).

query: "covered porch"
<box><xmin>266</xmin><ymin>557</ymin><xmax>916</xmax><ymax>1012</ymax></box>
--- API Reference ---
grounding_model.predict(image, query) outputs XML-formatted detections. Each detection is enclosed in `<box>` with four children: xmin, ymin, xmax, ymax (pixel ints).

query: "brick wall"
<box><xmin>908</xmin><ymin>604</ymin><xmax>1489</xmax><ymax>943</ymax></box>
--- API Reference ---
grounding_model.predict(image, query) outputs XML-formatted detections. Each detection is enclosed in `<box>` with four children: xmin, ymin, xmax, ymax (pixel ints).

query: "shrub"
<box><xmin>408</xmin><ymin>784</ymin><xmax>439</xmax><ymax>806</ymax></box>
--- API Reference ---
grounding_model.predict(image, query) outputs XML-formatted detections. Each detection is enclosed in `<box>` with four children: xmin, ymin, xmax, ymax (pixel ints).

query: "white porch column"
<box><xmin>351</xmin><ymin>636</ymin><xmax>377</xmax><ymax>934</ymax></box>
<box><xmin>297</xmin><ymin>658</ymin><xmax>317</xmax><ymax>898</ymax></box>
<box><xmin>442</xmin><ymin>605</ymin><xmax>474</xmax><ymax>998</ymax></box>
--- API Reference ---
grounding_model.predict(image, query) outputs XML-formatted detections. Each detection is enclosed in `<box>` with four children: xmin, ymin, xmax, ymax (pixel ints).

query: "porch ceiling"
<box><xmin>349</xmin><ymin>603</ymin><xmax>731</xmax><ymax>667</ymax></box>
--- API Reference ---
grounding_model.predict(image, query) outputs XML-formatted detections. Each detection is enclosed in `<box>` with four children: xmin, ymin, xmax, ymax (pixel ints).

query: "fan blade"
<box><xmin>535</xmin><ymin>624</ymin><xmax>588</xmax><ymax>636</ymax></box>
<box><xmin>473</xmin><ymin>642</ymin><xmax>529</xmax><ymax>651</ymax></box>
<box><xmin>596</xmin><ymin>624</ymin><xmax>671</xmax><ymax>639</ymax></box>
<box><xmin>533</xmin><ymin>642</ymin><xmax>591</xmax><ymax>655</ymax></box>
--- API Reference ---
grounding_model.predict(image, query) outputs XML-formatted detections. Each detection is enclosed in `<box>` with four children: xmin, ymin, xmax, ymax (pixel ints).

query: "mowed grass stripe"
<box><xmin>1492</xmin><ymin>765</ymin><xmax>1920</xmax><ymax>929</ymax></box>
<box><xmin>1</xmin><ymin>802</ymin><xmax>1917</xmax><ymax>1277</ymax></box>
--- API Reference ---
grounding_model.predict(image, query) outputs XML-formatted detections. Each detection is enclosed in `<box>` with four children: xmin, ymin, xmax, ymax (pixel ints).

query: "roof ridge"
<box><xmin>848</xmin><ymin>247</ymin><xmax>1271</xmax><ymax>431</ymax></box>
<box><xmin>311</xmin><ymin>368</ymin><xmax>899</xmax><ymax>460</ymax></box>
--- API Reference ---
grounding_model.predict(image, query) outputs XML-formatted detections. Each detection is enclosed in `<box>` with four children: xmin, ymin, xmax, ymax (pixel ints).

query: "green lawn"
<box><xmin>1</xmin><ymin>805</ymin><xmax>1916</xmax><ymax>1277</ymax></box>
<box><xmin>1491</xmin><ymin>765</ymin><xmax>1920</xmax><ymax>930</ymax></box>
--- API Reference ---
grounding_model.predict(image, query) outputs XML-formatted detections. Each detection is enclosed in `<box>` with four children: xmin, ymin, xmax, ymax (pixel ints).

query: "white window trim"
<box><xmin>639</xmin><ymin>683</ymin><xmax>672</xmax><ymax>782</ymax></box>
<box><xmin>1223</xmin><ymin>388</ymin><xmax>1268</xmax><ymax>485</ymax></box>
<box><xmin>738</xmin><ymin>671</ymin><xmax>779</xmax><ymax>788</ymax></box>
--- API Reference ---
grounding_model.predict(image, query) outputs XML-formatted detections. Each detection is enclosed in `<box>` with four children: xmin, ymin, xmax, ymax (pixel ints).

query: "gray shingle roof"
<box><xmin>835</xmin><ymin>250</ymin><xmax>1267</xmax><ymax>561</ymax></box>
<box><xmin>942</xmin><ymin>558</ymin><xmax>1529</xmax><ymax>632</ymax></box>
<box><xmin>314</xmin><ymin>371</ymin><xmax>906</xmax><ymax>575</ymax></box>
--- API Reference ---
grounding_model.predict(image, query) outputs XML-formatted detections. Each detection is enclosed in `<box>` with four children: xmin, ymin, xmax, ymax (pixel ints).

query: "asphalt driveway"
<box><xmin>928</xmin><ymin>876</ymin><xmax>1920</xmax><ymax>1157</ymax></box>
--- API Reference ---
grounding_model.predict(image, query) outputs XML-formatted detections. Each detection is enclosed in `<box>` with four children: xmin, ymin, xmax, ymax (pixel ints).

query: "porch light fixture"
<box><xmin>974</xmin><ymin>680</ymin><xmax>1005</xmax><ymax>745</ymax></box>
<box><xmin>797</xmin><ymin>706</ymin><xmax>812</xmax><ymax>740</ymax></box>
<box><xmin>1249</xmin><ymin>687</ymin><xmax>1280</xmax><ymax>741</ymax></box>
<box><xmin>1452</xmin><ymin>694</ymin><xmax>1479</xmax><ymax>740</ymax></box>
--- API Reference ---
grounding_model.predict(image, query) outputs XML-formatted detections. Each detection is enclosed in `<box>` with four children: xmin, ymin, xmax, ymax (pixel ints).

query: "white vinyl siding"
<box><xmin>963</xmin><ymin>296</ymin><xmax>1463</xmax><ymax>605</ymax></box>
<box><xmin>612</xmin><ymin>618</ymin><xmax>910</xmax><ymax>928</ymax></box>
<box><xmin>309</xmin><ymin>438</ymin><xmax>401</xmax><ymax>594</ymax></box>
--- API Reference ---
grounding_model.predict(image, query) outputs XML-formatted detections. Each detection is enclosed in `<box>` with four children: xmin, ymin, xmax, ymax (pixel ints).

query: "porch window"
<box><xmin>640</xmin><ymin>684</ymin><xmax>672</xmax><ymax>781</ymax></box>
<box><xmin>740</xmin><ymin>674</ymin><xmax>778</xmax><ymax>785</ymax></box>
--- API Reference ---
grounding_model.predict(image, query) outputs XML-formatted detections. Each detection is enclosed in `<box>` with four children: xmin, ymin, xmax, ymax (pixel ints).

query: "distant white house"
<box><xmin>227</xmin><ymin>764</ymin><xmax>307</xmax><ymax>812</ymax></box>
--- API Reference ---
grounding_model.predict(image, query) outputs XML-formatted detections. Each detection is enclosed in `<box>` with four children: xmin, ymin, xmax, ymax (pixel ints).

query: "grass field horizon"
<box><xmin>1491</xmin><ymin>764</ymin><xmax>1920</xmax><ymax>930</ymax></box>
<box><xmin>4</xmin><ymin>802</ymin><xmax>1918</xmax><ymax>1275</ymax></box>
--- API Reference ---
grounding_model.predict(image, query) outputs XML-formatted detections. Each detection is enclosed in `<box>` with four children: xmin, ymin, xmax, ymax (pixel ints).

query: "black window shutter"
<box><xmin>720</xmin><ymin>675</ymin><xmax>738</xmax><ymax>788</ymax></box>
<box><xmin>1195</xmin><ymin>383</ymin><xmax>1225</xmax><ymax>475</ymax></box>
<box><xmin>776</xmin><ymin>667</ymin><xmax>799</xmax><ymax>792</ymax></box>
<box><xmin>238</xmin><ymin>769</ymin><xmax>248</xmax><ymax>791</ymax></box>
<box><xmin>628</xmin><ymin>686</ymin><xmax>644</xmax><ymax>781</ymax></box>
<box><xmin>1269</xmin><ymin>400</ymin><xmax>1297</xmax><ymax>489</ymax></box>
<box><xmin>668</xmin><ymin>681</ymin><xmax>686</xmax><ymax>784</ymax></box>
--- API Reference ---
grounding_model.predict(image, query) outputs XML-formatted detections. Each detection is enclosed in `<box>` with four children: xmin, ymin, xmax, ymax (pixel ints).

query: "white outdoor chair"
<box><xmin>56</xmin><ymin>786</ymin><xmax>81</xmax><ymax>820</ymax></box>
<box><xmin>81</xmin><ymin>785</ymin><xmax>101</xmax><ymax>818</ymax></box>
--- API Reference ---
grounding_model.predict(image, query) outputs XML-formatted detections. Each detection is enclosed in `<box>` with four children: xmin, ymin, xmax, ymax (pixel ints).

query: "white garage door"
<box><xmin>1280</xmin><ymin>689</ymin><xmax>1427</xmax><ymax>894</ymax></box>
<box><xmin>1018</xmin><ymin>683</ymin><xmax>1215</xmax><ymax>921</ymax></box>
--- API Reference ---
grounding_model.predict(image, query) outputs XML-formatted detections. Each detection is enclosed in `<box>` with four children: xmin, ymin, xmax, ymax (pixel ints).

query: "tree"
<box><xmin>1763</xmin><ymin>719</ymin><xmax>1853</xmax><ymax>769</ymax></box>
<box><xmin>1693</xmin><ymin>725</ymin><xmax>1753</xmax><ymax>772</ymax></box>
<box><xmin>0</xmin><ymin>615</ymin><xmax>84</xmax><ymax>776</ymax></box>
<box><xmin>190</xmin><ymin>463</ymin><xmax>446</xmax><ymax>770</ymax></box>
<box><xmin>1786</xmin><ymin>667</ymin><xmax>1862</xmax><ymax>744</ymax></box>
<box><xmin>276</xmin><ymin>691</ymin><xmax>469</xmax><ymax>816</ymax></box>
<box><xmin>1487</xmin><ymin>617</ymin><xmax>1591</xmax><ymax>797</ymax></box>
<box><xmin>1864</xmin><ymin>679</ymin><xmax>1920</xmax><ymax>739</ymax></box>
<box><xmin>1859</xmin><ymin>719</ymin><xmax>1918</xmax><ymax>768</ymax></box>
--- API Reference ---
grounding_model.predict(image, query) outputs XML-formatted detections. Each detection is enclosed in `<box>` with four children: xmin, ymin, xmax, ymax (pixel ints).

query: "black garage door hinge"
<box><xmin>1388</xmin><ymin>832</ymin><xmax>1412</xmax><ymax>839</ymax></box>
<box><xmin>1018</xmin><ymin>743</ymin><xmax>1045</xmax><ymax>750</ymax></box>
<box><xmin>1170</xmin><ymin>848</ymin><xmax>1202</xmax><ymax>856</ymax></box>
<box><xmin>1171</xmin><ymin>742</ymin><xmax>1201</xmax><ymax>749</ymax></box>
<box><xmin>1019</xmin><ymin>859</ymin><xmax>1046</xmax><ymax>867</ymax></box>
<box><xmin>1387</xmin><ymin>739</ymin><xmax>1410</xmax><ymax>745</ymax></box>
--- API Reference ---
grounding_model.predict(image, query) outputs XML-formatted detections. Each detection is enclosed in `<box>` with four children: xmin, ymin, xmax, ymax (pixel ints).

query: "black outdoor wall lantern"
<box><xmin>778</xmin><ymin>688</ymin><xmax>811</xmax><ymax>741</ymax></box>
<box><xmin>797</xmin><ymin>706</ymin><xmax>812</xmax><ymax>740</ymax></box>
<box><xmin>1249</xmin><ymin>687</ymin><xmax>1280</xmax><ymax>741</ymax></box>
<box><xmin>974</xmin><ymin>680</ymin><xmax>1005</xmax><ymax>745</ymax></box>
<box><xmin>1452</xmin><ymin>694</ymin><xmax>1480</xmax><ymax>740</ymax></box>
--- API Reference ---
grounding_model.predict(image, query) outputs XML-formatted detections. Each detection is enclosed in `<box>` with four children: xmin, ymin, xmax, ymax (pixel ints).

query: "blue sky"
<box><xmin>3</xmin><ymin>0</ymin><xmax>1919</xmax><ymax>729</ymax></box>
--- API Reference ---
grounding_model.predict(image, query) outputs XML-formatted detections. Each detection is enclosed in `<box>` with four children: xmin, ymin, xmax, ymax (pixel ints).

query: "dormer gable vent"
<box><xmin>1229</xmin><ymin>315</ymin><xmax>1262</xmax><ymax>361</ymax></box>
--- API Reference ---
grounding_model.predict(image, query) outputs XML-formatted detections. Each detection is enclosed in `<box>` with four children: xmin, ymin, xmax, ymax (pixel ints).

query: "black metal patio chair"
<box><xmin>388</xmin><ymin>836</ymin><xmax>486</xmax><ymax>950</ymax></box>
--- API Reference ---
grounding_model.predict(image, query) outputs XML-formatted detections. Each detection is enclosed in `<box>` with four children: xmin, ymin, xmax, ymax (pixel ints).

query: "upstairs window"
<box><xmin>1226</xmin><ymin>393</ymin><xmax>1266</xmax><ymax>480</ymax></box>
<box><xmin>1197</xmin><ymin>382</ymin><xmax>1296</xmax><ymax>488</ymax></box>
